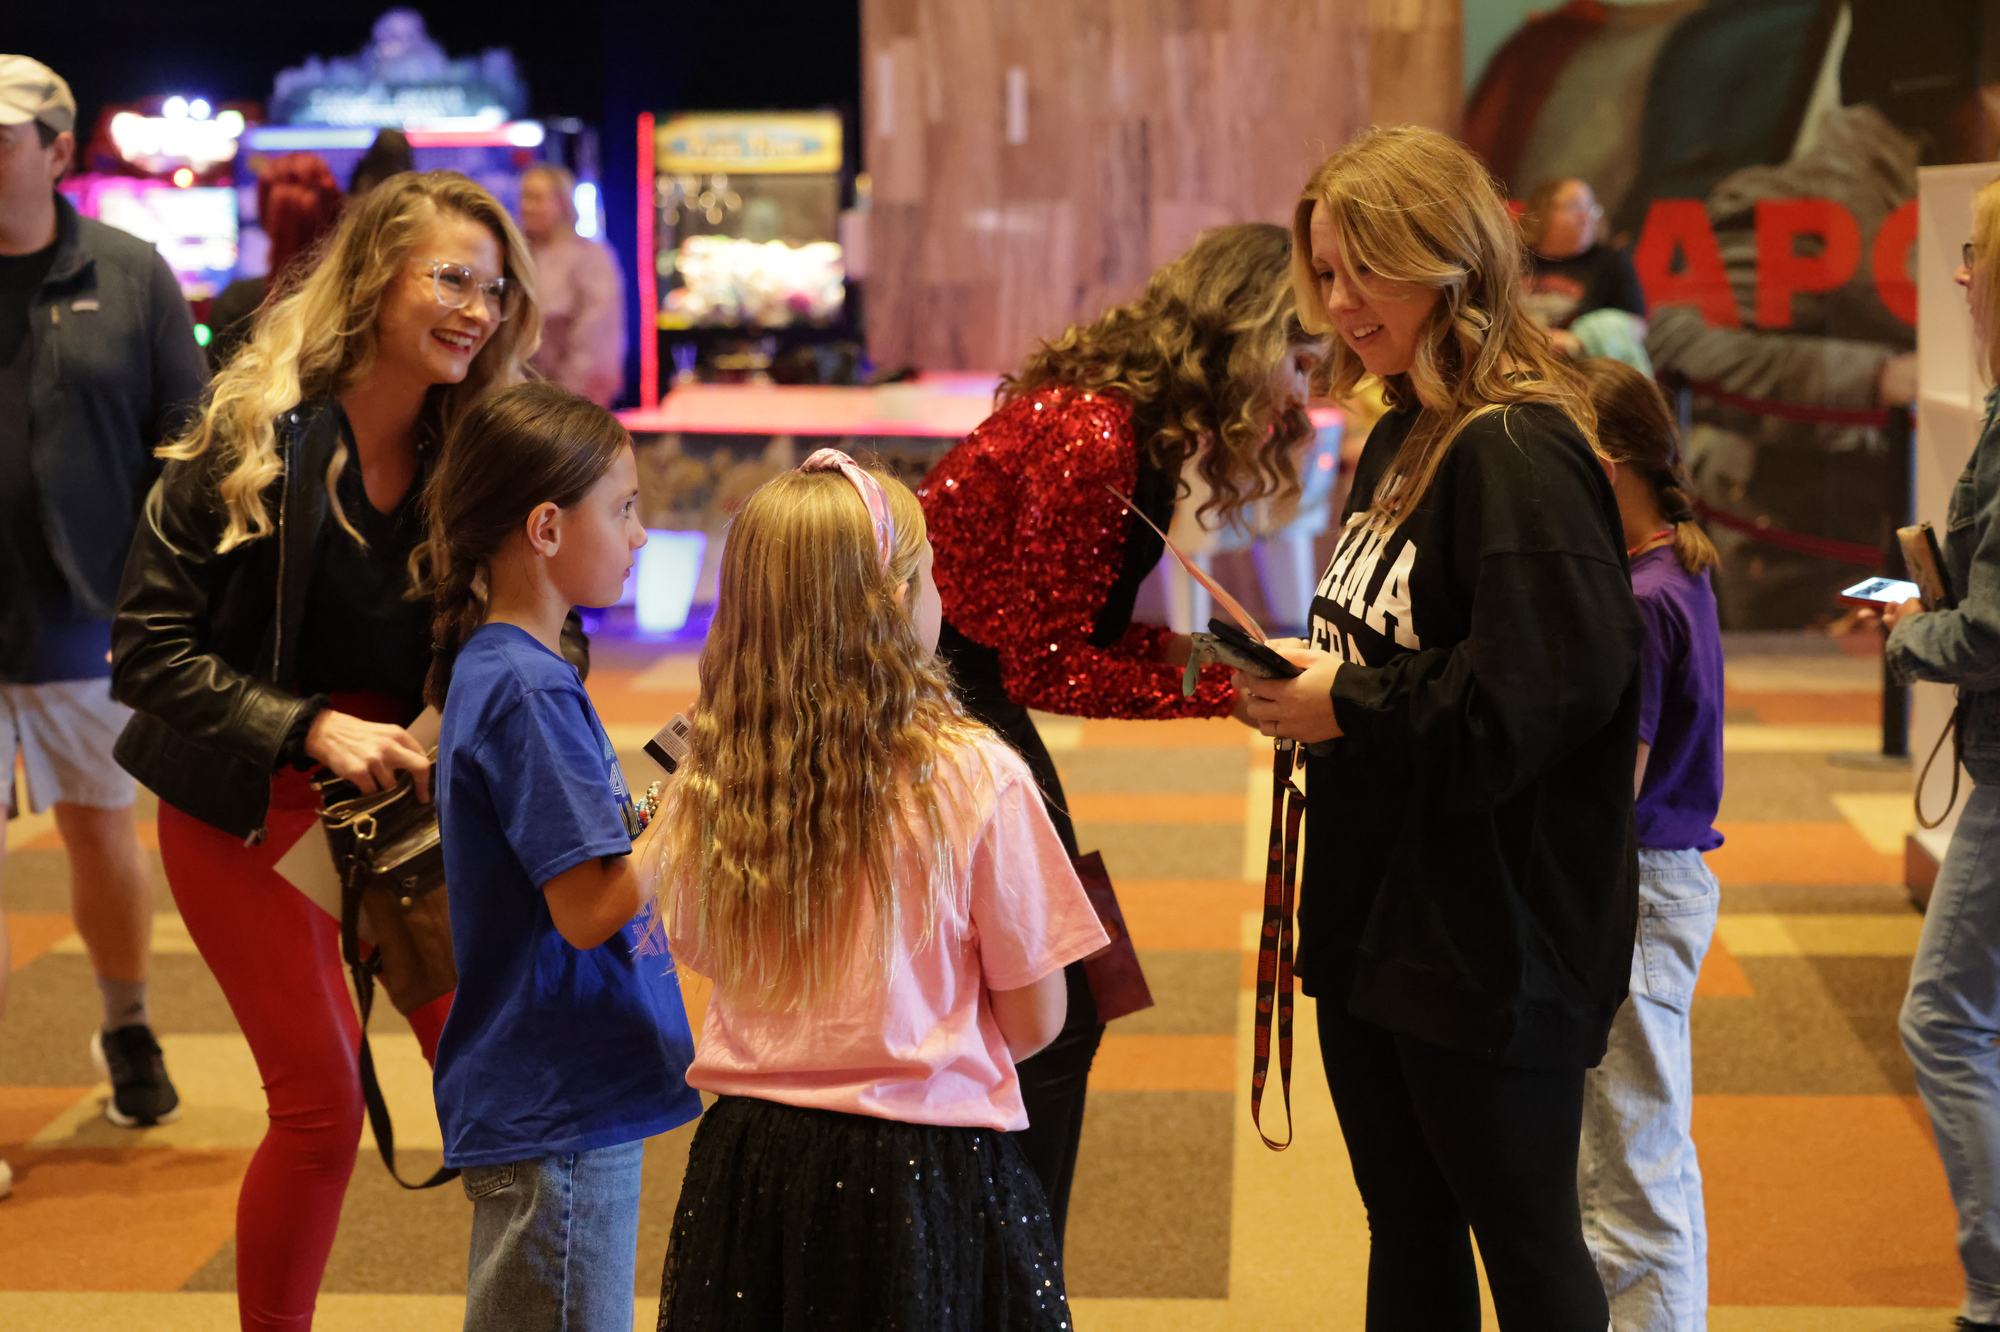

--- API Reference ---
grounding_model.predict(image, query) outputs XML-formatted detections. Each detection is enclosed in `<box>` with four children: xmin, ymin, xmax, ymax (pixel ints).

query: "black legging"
<box><xmin>950</xmin><ymin>671</ymin><xmax>1103</xmax><ymax>1250</ymax></box>
<box><xmin>1318</xmin><ymin>1003</ymin><xmax>1607</xmax><ymax>1332</ymax></box>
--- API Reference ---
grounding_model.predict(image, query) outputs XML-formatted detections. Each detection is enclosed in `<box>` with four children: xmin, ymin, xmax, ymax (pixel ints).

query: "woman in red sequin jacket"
<box><xmin>917</xmin><ymin>221</ymin><xmax>1323</xmax><ymax>1244</ymax></box>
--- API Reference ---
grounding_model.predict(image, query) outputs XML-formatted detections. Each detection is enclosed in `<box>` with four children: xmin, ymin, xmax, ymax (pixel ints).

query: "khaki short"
<box><xmin>2</xmin><ymin>679</ymin><xmax>137</xmax><ymax>816</ymax></box>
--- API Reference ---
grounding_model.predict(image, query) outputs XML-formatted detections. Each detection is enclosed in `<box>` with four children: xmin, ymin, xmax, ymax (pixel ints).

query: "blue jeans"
<box><xmin>1579</xmin><ymin>846</ymin><xmax>1720</xmax><ymax>1332</ymax></box>
<box><xmin>1903</xmin><ymin>783</ymin><xmax>2000</xmax><ymax>1325</ymax></box>
<box><xmin>461</xmin><ymin>1139</ymin><xmax>644</xmax><ymax>1332</ymax></box>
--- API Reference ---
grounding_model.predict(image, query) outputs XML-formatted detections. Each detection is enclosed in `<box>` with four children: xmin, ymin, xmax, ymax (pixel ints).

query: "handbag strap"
<box><xmin>339</xmin><ymin>850</ymin><xmax>459</xmax><ymax>1192</ymax></box>
<box><xmin>1916</xmin><ymin>703</ymin><xmax>1964</xmax><ymax>832</ymax></box>
<box><xmin>1251</xmin><ymin>742</ymin><xmax>1305</xmax><ymax>1151</ymax></box>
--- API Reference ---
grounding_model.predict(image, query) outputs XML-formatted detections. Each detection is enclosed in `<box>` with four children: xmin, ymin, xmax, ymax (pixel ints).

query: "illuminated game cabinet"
<box><xmin>61</xmin><ymin>97</ymin><xmax>251</xmax><ymax>305</ymax></box>
<box><xmin>638</xmin><ymin>111</ymin><xmax>850</xmax><ymax>404</ymax></box>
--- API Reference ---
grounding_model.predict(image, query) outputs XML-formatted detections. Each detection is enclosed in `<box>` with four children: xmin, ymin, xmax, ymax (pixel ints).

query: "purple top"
<box><xmin>1631</xmin><ymin>546</ymin><xmax>1725</xmax><ymax>852</ymax></box>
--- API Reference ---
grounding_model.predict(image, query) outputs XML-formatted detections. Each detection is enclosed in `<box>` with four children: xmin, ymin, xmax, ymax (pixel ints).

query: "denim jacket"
<box><xmin>1888</xmin><ymin>386</ymin><xmax>2000</xmax><ymax>783</ymax></box>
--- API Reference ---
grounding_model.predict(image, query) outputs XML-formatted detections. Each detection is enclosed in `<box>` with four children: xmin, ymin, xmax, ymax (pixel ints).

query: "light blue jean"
<box><xmin>1579</xmin><ymin>846</ymin><xmax>1720</xmax><ymax>1332</ymax></box>
<box><xmin>461</xmin><ymin>1138</ymin><xmax>645</xmax><ymax>1332</ymax></box>
<box><xmin>1903</xmin><ymin>783</ymin><xmax>2000</xmax><ymax>1325</ymax></box>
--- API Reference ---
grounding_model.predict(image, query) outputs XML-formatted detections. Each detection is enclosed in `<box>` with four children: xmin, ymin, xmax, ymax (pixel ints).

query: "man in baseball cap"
<box><xmin>0</xmin><ymin>55</ymin><xmax>204</xmax><ymax>1199</ymax></box>
<box><xmin>0</xmin><ymin>54</ymin><xmax>75</xmax><ymax>136</ymax></box>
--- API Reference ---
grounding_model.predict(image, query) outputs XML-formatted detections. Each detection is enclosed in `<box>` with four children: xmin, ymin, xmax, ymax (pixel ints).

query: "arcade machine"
<box><xmin>61</xmin><ymin>95</ymin><xmax>254</xmax><ymax>336</ymax></box>
<box><xmin>641</xmin><ymin>110</ymin><xmax>853</xmax><ymax>399</ymax></box>
<box><xmin>236</xmin><ymin>10</ymin><xmax>593</xmax><ymax>225</ymax></box>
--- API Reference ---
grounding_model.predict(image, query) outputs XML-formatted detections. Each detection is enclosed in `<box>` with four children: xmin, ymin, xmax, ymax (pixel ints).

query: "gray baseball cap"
<box><xmin>0</xmin><ymin>56</ymin><xmax>76</xmax><ymax>134</ymax></box>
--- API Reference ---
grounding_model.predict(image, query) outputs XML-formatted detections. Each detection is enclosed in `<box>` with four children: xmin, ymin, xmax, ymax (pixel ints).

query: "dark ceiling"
<box><xmin>9</xmin><ymin>1</ymin><xmax>862</xmax><ymax>131</ymax></box>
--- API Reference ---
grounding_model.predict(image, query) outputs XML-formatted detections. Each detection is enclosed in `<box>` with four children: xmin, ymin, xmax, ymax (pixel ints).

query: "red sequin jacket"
<box><xmin>919</xmin><ymin>385</ymin><xmax>1235</xmax><ymax>719</ymax></box>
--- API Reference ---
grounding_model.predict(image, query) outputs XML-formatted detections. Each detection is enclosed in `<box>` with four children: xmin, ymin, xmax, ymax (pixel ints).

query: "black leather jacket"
<box><xmin>111</xmin><ymin>397</ymin><xmax>588</xmax><ymax>840</ymax></box>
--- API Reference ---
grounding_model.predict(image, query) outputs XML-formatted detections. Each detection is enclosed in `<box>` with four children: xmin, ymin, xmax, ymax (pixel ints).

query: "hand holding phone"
<box><xmin>1838</xmin><ymin>576</ymin><xmax>1924</xmax><ymax>609</ymax></box>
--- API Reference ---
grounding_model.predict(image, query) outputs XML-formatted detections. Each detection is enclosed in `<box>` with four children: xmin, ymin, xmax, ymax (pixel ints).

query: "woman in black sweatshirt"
<box><xmin>1240</xmin><ymin>126</ymin><xmax>1642</xmax><ymax>1330</ymax></box>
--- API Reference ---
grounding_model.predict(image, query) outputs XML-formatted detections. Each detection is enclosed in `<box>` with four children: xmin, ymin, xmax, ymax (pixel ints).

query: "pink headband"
<box><xmin>799</xmin><ymin>448</ymin><xmax>896</xmax><ymax>572</ymax></box>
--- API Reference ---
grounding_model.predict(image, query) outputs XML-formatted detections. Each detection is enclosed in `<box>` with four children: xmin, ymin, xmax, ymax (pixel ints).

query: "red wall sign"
<box><xmin>1629</xmin><ymin>196</ymin><xmax>1918</xmax><ymax>329</ymax></box>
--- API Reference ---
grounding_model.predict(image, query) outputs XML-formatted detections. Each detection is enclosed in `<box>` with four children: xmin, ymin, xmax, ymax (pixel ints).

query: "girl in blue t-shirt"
<box><xmin>1575</xmin><ymin>357</ymin><xmax>1726</xmax><ymax>1332</ymax></box>
<box><xmin>426</xmin><ymin>382</ymin><xmax>702</xmax><ymax>1332</ymax></box>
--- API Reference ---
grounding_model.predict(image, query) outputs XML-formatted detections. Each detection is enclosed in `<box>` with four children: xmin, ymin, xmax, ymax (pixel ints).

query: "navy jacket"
<box><xmin>18</xmin><ymin>193</ymin><xmax>207</xmax><ymax>617</ymax></box>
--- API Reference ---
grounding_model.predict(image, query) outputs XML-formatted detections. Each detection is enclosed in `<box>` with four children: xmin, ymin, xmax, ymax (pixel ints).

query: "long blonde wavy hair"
<box><xmin>1292</xmin><ymin>126</ymin><xmax>1599</xmax><ymax>525</ymax></box>
<box><xmin>160</xmin><ymin>170</ymin><xmax>541</xmax><ymax>552</ymax></box>
<box><xmin>652</xmin><ymin>467</ymin><xmax>992</xmax><ymax>1010</ymax></box>
<box><xmin>1003</xmin><ymin>221</ymin><xmax>1321</xmax><ymax>527</ymax></box>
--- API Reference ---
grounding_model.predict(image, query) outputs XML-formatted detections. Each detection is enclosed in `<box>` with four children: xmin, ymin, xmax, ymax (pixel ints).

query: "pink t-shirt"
<box><xmin>671</xmin><ymin>734</ymin><xmax>1109</xmax><ymax>1131</ymax></box>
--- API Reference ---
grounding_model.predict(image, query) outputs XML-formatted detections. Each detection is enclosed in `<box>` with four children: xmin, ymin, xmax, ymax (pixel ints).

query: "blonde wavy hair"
<box><xmin>1969</xmin><ymin>176</ymin><xmax>2000</xmax><ymax>384</ymax></box>
<box><xmin>1003</xmin><ymin>221</ymin><xmax>1321</xmax><ymax>527</ymax></box>
<box><xmin>1292</xmin><ymin>126</ymin><xmax>1599</xmax><ymax>525</ymax></box>
<box><xmin>161</xmin><ymin>170</ymin><xmax>541</xmax><ymax>552</ymax></box>
<box><xmin>652</xmin><ymin>467</ymin><xmax>992</xmax><ymax>1010</ymax></box>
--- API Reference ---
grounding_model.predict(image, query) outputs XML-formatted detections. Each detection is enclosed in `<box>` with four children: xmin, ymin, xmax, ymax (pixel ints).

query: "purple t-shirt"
<box><xmin>1631</xmin><ymin>546</ymin><xmax>1725</xmax><ymax>851</ymax></box>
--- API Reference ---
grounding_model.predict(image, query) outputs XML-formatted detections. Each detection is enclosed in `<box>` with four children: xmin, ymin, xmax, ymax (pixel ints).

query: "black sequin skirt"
<box><xmin>658</xmin><ymin>1095</ymin><xmax>1074</xmax><ymax>1332</ymax></box>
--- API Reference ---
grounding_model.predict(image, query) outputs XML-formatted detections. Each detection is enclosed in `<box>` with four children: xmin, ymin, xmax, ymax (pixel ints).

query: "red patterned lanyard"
<box><xmin>1252</xmin><ymin>740</ymin><xmax>1307</xmax><ymax>1151</ymax></box>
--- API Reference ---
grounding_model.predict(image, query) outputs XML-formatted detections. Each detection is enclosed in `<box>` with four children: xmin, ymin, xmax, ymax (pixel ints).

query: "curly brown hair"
<box><xmin>1001</xmin><ymin>222</ymin><xmax>1321</xmax><ymax>527</ymax></box>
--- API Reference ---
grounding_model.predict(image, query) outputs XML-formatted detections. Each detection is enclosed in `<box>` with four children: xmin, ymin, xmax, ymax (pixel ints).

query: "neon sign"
<box><xmin>109</xmin><ymin>106</ymin><xmax>246</xmax><ymax>172</ymax></box>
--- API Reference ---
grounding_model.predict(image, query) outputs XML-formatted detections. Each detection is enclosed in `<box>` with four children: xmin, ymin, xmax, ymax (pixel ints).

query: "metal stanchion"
<box><xmin>1834</xmin><ymin>404</ymin><xmax>1914</xmax><ymax>771</ymax></box>
<box><xmin>1881</xmin><ymin>404</ymin><xmax>1915</xmax><ymax>760</ymax></box>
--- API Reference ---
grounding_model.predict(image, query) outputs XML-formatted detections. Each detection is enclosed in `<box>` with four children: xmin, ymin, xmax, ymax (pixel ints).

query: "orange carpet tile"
<box><xmin>1727</xmin><ymin>688</ymin><xmax>1880</xmax><ymax>725</ymax></box>
<box><xmin>5</xmin><ymin>913</ymin><xmax>76</xmax><ymax>971</ymax></box>
<box><xmin>1697</xmin><ymin>1094</ymin><xmax>1958</xmax><ymax>1306</ymax></box>
<box><xmin>1091</xmin><ymin>1035</ymin><xmax>1236</xmax><ymax>1092</ymax></box>
<box><xmin>1117</xmin><ymin>880</ymin><xmax>1262</xmax><ymax>951</ymax></box>
<box><xmin>1067</xmin><ymin>793</ymin><xmax>1247</xmax><ymax>824</ymax></box>
<box><xmin>1708</xmin><ymin>822</ymin><xmax>1902</xmax><ymax>886</ymax></box>
<box><xmin>1695</xmin><ymin>933</ymin><xmax>1756</xmax><ymax>998</ymax></box>
<box><xmin>0</xmin><ymin>1147</ymin><xmax>251</xmax><ymax>1291</ymax></box>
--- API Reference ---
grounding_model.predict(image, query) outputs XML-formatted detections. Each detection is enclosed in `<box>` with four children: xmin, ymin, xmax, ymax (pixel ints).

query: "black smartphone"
<box><xmin>1199</xmin><ymin>619</ymin><xmax>1304</xmax><ymax>678</ymax></box>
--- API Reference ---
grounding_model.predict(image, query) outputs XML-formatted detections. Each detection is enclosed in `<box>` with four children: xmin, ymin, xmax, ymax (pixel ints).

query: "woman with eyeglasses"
<box><xmin>1883</xmin><ymin>182</ymin><xmax>2000</xmax><ymax>1332</ymax></box>
<box><xmin>1520</xmin><ymin>176</ymin><xmax>1647</xmax><ymax>362</ymax></box>
<box><xmin>110</xmin><ymin>171</ymin><xmax>542</xmax><ymax>1332</ymax></box>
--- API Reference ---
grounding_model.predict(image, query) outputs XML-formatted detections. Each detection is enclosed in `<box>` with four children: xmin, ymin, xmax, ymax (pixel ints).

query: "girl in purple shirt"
<box><xmin>1575</xmin><ymin>357</ymin><xmax>1726</xmax><ymax>1332</ymax></box>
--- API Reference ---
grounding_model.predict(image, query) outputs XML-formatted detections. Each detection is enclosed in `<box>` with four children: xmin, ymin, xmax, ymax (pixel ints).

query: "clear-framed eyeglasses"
<box><xmin>420</xmin><ymin>259</ymin><xmax>517</xmax><ymax>323</ymax></box>
<box><xmin>1966</xmin><ymin>242</ymin><xmax>1981</xmax><ymax>270</ymax></box>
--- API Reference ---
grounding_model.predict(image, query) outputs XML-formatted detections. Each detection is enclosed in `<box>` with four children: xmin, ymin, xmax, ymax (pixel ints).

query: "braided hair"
<box><xmin>1576</xmin><ymin>357</ymin><xmax>1718</xmax><ymax>577</ymax></box>
<box><xmin>424</xmin><ymin>382</ymin><xmax>632</xmax><ymax>708</ymax></box>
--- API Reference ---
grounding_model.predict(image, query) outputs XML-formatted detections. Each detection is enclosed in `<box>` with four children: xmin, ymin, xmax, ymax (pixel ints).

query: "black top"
<box><xmin>1524</xmin><ymin>243</ymin><xmax>1648</xmax><ymax>330</ymax></box>
<box><xmin>1301</xmin><ymin>400</ymin><xmax>1643</xmax><ymax>1070</ymax></box>
<box><xmin>0</xmin><ymin>242</ymin><xmax>61</xmax><ymax>679</ymax></box>
<box><xmin>205</xmin><ymin>276</ymin><xmax>265</xmax><ymax>373</ymax></box>
<box><xmin>293</xmin><ymin>420</ymin><xmax>432</xmax><ymax>715</ymax></box>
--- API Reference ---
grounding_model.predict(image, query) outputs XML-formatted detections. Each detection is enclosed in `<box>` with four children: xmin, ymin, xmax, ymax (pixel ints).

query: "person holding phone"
<box><xmin>1878</xmin><ymin>177</ymin><xmax>2000</xmax><ymax>1332</ymax></box>
<box><xmin>1238</xmin><ymin>126</ymin><xmax>1642</xmax><ymax>1330</ymax></box>
<box><xmin>918</xmin><ymin>221</ymin><xmax>1324</xmax><ymax>1247</ymax></box>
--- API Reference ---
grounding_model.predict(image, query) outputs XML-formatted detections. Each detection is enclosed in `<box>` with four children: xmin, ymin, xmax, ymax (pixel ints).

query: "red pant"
<box><xmin>161</xmin><ymin>763</ymin><xmax>450</xmax><ymax>1332</ymax></box>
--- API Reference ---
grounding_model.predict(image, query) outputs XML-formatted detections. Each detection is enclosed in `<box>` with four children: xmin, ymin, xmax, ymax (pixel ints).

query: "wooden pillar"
<box><xmin>862</xmin><ymin>0</ymin><xmax>1373</xmax><ymax>374</ymax></box>
<box><xmin>1368</xmin><ymin>0</ymin><xmax>1461</xmax><ymax>134</ymax></box>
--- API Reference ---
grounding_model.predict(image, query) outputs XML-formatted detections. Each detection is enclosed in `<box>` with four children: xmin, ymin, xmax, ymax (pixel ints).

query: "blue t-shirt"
<box><xmin>1631</xmin><ymin>546</ymin><xmax>1725</xmax><ymax>852</ymax></box>
<box><xmin>432</xmin><ymin>623</ymin><xmax>702</xmax><ymax>1167</ymax></box>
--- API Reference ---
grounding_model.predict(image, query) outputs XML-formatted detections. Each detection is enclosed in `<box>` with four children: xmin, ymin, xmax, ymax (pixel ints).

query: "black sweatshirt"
<box><xmin>1299</xmin><ymin>400</ymin><xmax>1642</xmax><ymax>1070</ymax></box>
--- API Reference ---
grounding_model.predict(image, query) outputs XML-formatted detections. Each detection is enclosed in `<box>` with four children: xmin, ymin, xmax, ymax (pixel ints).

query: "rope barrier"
<box><xmin>1691</xmin><ymin>500</ymin><xmax>1883</xmax><ymax>568</ymax></box>
<box><xmin>1681</xmin><ymin>377</ymin><xmax>1894</xmax><ymax>429</ymax></box>
<box><xmin>1667</xmin><ymin>375</ymin><xmax>1904</xmax><ymax>569</ymax></box>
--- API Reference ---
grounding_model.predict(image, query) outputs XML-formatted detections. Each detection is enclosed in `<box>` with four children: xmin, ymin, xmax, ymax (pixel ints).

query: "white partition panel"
<box><xmin>1913</xmin><ymin>163</ymin><xmax>1998</xmax><ymax>860</ymax></box>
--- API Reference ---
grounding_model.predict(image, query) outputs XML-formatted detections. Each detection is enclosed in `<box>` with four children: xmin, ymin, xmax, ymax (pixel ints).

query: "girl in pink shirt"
<box><xmin>651</xmin><ymin>450</ymin><xmax>1108</xmax><ymax>1331</ymax></box>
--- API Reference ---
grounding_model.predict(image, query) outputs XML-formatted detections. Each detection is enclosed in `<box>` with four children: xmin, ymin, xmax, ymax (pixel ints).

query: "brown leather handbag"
<box><xmin>315</xmin><ymin>758</ymin><xmax>458</xmax><ymax>1189</ymax></box>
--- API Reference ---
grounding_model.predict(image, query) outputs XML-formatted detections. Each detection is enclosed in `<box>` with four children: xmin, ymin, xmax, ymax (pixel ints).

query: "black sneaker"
<box><xmin>1955</xmin><ymin>1319</ymin><xmax>2000</xmax><ymax>1330</ymax></box>
<box><xmin>91</xmin><ymin>1025</ymin><xmax>181</xmax><ymax>1127</ymax></box>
